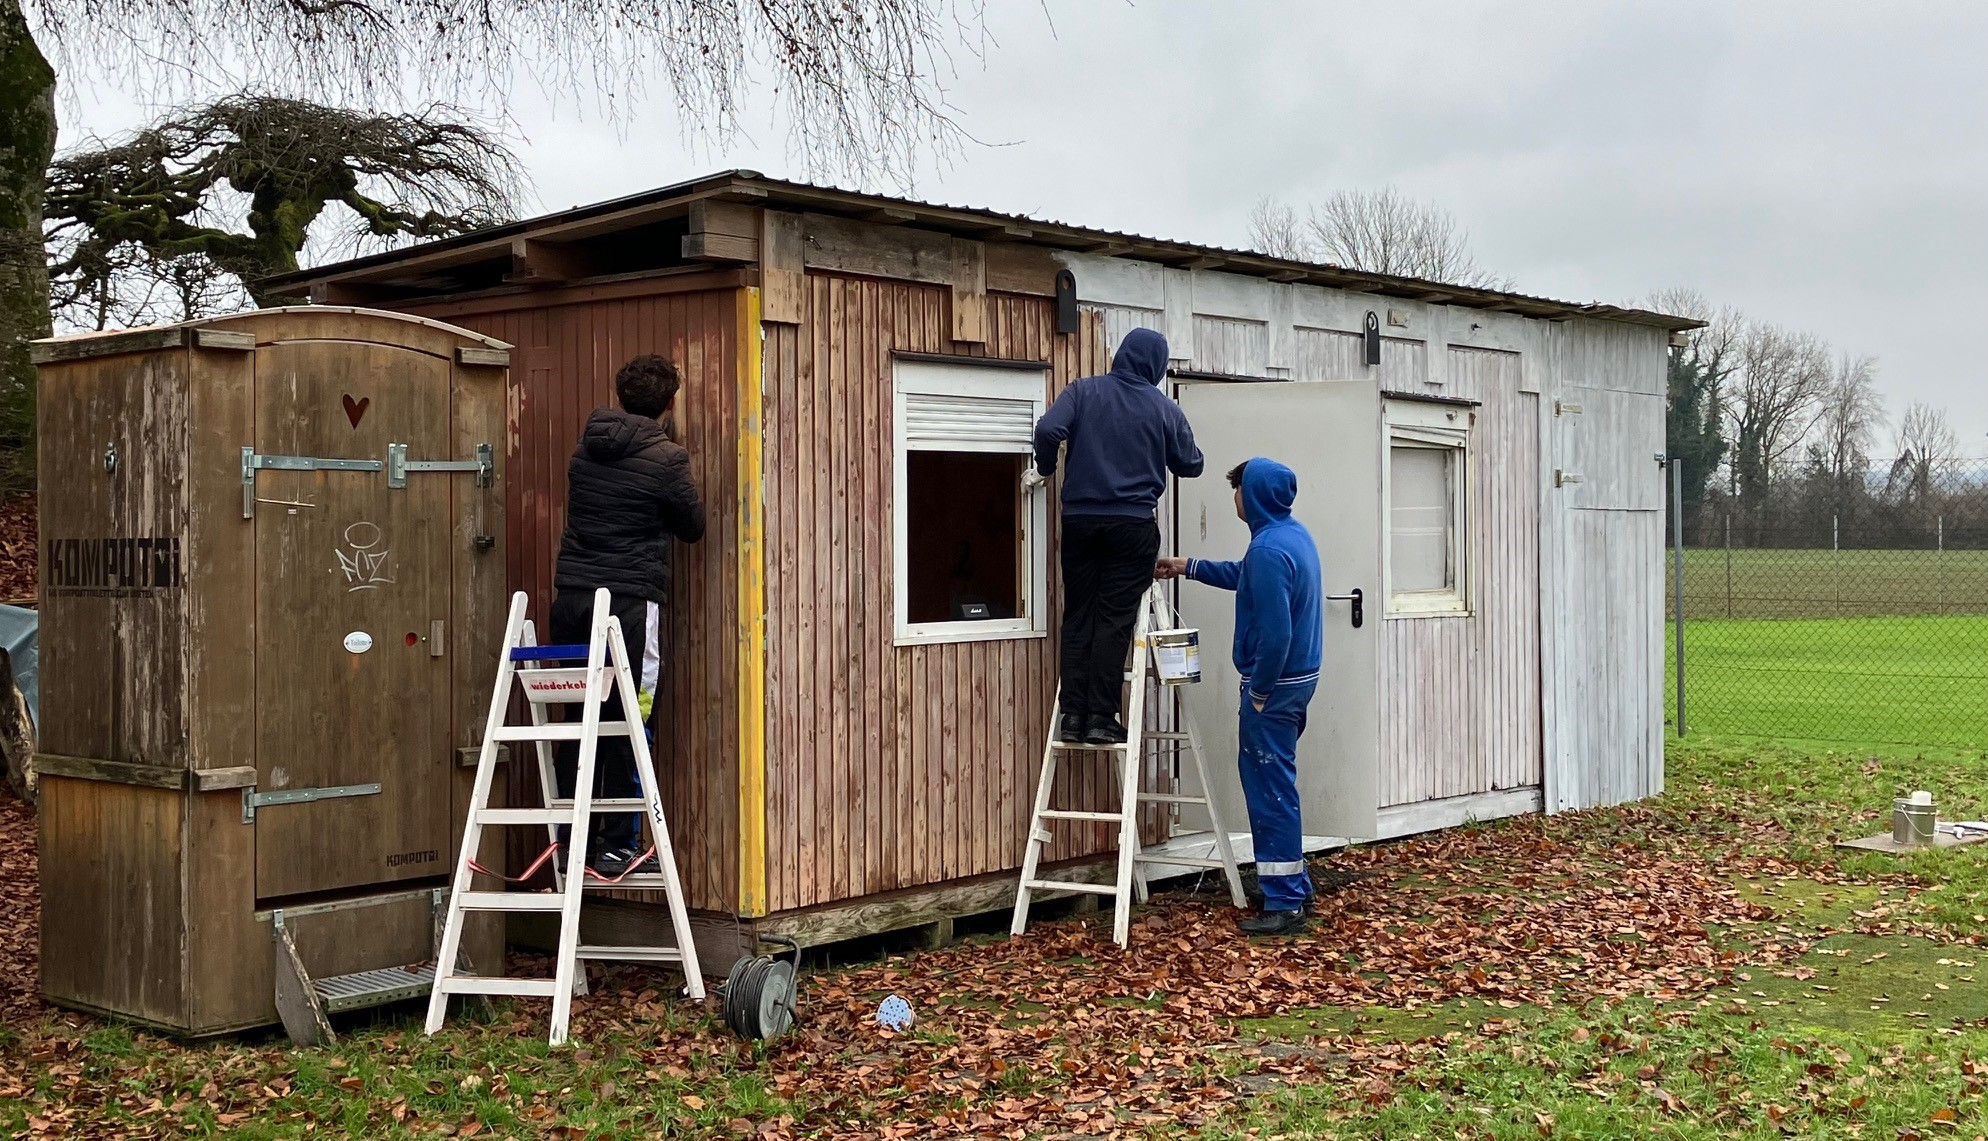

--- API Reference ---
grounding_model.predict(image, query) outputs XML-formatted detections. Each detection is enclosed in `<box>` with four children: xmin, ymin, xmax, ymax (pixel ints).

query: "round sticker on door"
<box><xmin>343</xmin><ymin>630</ymin><xmax>374</xmax><ymax>654</ymax></box>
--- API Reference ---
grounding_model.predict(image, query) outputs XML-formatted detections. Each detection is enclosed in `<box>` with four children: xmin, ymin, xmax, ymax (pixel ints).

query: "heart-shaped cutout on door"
<box><xmin>342</xmin><ymin>394</ymin><xmax>370</xmax><ymax>428</ymax></box>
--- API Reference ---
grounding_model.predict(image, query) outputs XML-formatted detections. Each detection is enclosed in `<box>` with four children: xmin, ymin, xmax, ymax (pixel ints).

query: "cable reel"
<box><xmin>722</xmin><ymin>934</ymin><xmax>800</xmax><ymax>1041</ymax></box>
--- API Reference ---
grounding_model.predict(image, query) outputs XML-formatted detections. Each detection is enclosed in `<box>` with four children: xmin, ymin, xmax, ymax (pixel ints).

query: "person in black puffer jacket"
<box><xmin>550</xmin><ymin>354</ymin><xmax>705</xmax><ymax>878</ymax></box>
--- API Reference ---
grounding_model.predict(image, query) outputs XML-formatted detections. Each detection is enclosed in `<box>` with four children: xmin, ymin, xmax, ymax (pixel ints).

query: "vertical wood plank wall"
<box><xmin>413</xmin><ymin>290</ymin><xmax>742</xmax><ymax>913</ymax></box>
<box><xmin>761</xmin><ymin>276</ymin><xmax>1132</xmax><ymax>914</ymax></box>
<box><xmin>1377</xmin><ymin>348</ymin><xmax>1543</xmax><ymax>805</ymax></box>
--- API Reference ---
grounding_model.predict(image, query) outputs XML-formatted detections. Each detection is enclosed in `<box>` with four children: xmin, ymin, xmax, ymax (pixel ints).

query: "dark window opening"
<box><xmin>905</xmin><ymin>451</ymin><xmax>1023</xmax><ymax>624</ymax></box>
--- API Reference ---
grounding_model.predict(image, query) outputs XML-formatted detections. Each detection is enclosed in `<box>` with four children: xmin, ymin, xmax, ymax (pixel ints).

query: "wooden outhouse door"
<box><xmin>1170</xmin><ymin>379</ymin><xmax>1382</xmax><ymax>842</ymax></box>
<box><xmin>249</xmin><ymin>339</ymin><xmax>456</xmax><ymax>899</ymax></box>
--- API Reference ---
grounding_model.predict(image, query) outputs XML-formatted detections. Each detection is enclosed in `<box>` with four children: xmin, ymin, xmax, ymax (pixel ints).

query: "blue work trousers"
<box><xmin>1238</xmin><ymin>681</ymin><xmax>1315</xmax><ymax>911</ymax></box>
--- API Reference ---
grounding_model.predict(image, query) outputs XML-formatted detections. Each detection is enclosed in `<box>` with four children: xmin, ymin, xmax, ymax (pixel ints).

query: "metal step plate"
<box><xmin>314</xmin><ymin>963</ymin><xmax>437</xmax><ymax>1013</ymax></box>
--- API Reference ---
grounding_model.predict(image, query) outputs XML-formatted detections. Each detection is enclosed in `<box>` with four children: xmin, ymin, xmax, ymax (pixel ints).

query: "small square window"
<box><xmin>1384</xmin><ymin>402</ymin><xmax>1470</xmax><ymax>617</ymax></box>
<box><xmin>893</xmin><ymin>360</ymin><xmax>1050</xmax><ymax>644</ymax></box>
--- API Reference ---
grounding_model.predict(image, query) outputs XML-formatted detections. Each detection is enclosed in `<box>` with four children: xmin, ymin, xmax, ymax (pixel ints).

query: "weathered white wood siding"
<box><xmin>1065</xmin><ymin>252</ymin><xmax>1668</xmax><ymax>827</ymax></box>
<box><xmin>1379</xmin><ymin>348</ymin><xmax>1542</xmax><ymax>806</ymax></box>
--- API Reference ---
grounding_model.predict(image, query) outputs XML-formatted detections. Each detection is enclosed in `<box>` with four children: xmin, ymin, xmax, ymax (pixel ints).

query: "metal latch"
<box><xmin>387</xmin><ymin>443</ymin><xmax>494</xmax><ymax>489</ymax></box>
<box><xmin>242</xmin><ymin>447</ymin><xmax>386</xmax><ymax>518</ymax></box>
<box><xmin>1555</xmin><ymin>470</ymin><xmax>1585</xmax><ymax>487</ymax></box>
<box><xmin>243</xmin><ymin>782</ymin><xmax>383</xmax><ymax>823</ymax></box>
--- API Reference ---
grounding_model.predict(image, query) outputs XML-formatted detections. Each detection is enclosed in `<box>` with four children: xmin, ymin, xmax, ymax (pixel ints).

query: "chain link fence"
<box><xmin>1667</xmin><ymin>460</ymin><xmax>1988</xmax><ymax>746</ymax></box>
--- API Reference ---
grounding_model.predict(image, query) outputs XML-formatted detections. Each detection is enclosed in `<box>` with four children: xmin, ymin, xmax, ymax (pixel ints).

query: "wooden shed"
<box><xmin>268</xmin><ymin>172</ymin><xmax>1695</xmax><ymax>956</ymax></box>
<box><xmin>31</xmin><ymin>308</ymin><xmax>509</xmax><ymax>1035</ymax></box>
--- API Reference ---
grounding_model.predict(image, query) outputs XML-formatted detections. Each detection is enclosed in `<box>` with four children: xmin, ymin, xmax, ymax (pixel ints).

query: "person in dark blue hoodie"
<box><xmin>1157</xmin><ymin>457</ymin><xmax>1323</xmax><ymax>936</ymax></box>
<box><xmin>1033</xmin><ymin>327</ymin><xmax>1204</xmax><ymax>744</ymax></box>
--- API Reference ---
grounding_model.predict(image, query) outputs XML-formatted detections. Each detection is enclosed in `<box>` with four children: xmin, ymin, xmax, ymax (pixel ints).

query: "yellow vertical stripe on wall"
<box><xmin>736</xmin><ymin>286</ymin><xmax>769</xmax><ymax>916</ymax></box>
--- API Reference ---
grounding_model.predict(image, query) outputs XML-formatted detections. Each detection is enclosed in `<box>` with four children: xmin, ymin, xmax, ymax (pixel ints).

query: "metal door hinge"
<box><xmin>387</xmin><ymin>442</ymin><xmax>494</xmax><ymax>488</ymax></box>
<box><xmin>1554</xmin><ymin>401</ymin><xmax>1583</xmax><ymax>416</ymax></box>
<box><xmin>243</xmin><ymin>782</ymin><xmax>383</xmax><ymax>823</ymax></box>
<box><xmin>1555</xmin><ymin>470</ymin><xmax>1585</xmax><ymax>487</ymax></box>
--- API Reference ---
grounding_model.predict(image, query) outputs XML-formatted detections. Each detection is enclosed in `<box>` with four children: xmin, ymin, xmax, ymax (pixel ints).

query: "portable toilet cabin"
<box><xmin>31</xmin><ymin>307</ymin><xmax>508</xmax><ymax>1036</ymax></box>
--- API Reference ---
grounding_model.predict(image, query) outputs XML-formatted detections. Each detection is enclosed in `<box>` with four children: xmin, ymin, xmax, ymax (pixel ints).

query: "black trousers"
<box><xmin>1058</xmin><ymin>515</ymin><xmax>1161</xmax><ymax>721</ymax></box>
<box><xmin>550</xmin><ymin>588</ymin><xmax>647</xmax><ymax>854</ymax></box>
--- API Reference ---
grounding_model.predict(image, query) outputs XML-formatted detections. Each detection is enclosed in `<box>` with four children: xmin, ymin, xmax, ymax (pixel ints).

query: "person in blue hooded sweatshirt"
<box><xmin>1032</xmin><ymin>327</ymin><xmax>1204</xmax><ymax>744</ymax></box>
<box><xmin>1157</xmin><ymin>457</ymin><xmax>1322</xmax><ymax>936</ymax></box>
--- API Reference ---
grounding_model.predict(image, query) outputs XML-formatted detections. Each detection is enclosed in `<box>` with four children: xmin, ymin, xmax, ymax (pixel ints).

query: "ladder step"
<box><xmin>1137</xmin><ymin>792</ymin><xmax>1208</xmax><ymax>805</ymax></box>
<box><xmin>313</xmin><ymin>964</ymin><xmax>436</xmax><ymax>1013</ymax></box>
<box><xmin>493</xmin><ymin>722</ymin><xmax>636</xmax><ymax>742</ymax></box>
<box><xmin>547</xmin><ymin>798</ymin><xmax>650</xmax><ymax>810</ymax></box>
<box><xmin>437</xmin><ymin>976</ymin><xmax>560</xmax><ymax>998</ymax></box>
<box><xmin>1049</xmin><ymin>740</ymin><xmax>1132</xmax><ymax>752</ymax></box>
<box><xmin>1038</xmin><ymin>809</ymin><xmax>1123</xmax><ymax>823</ymax></box>
<box><xmin>476</xmin><ymin>808</ymin><xmax>570</xmax><ymax>826</ymax></box>
<box><xmin>575</xmin><ymin>945</ymin><xmax>685</xmax><ymax>962</ymax></box>
<box><xmin>1146</xmin><ymin>731</ymin><xmax>1190</xmax><ymax>741</ymax></box>
<box><xmin>1024</xmin><ymin>880</ymin><xmax>1119</xmax><ymax>896</ymax></box>
<box><xmin>1133</xmin><ymin>854</ymin><xmax>1230</xmax><ymax>869</ymax></box>
<box><xmin>455</xmin><ymin>891</ymin><xmax>566</xmax><ymax>912</ymax></box>
<box><xmin>582</xmin><ymin>872</ymin><xmax>676</xmax><ymax>891</ymax></box>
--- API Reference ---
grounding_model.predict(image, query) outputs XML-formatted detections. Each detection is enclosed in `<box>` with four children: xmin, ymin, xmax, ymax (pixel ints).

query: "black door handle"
<box><xmin>1325</xmin><ymin>587</ymin><xmax>1363</xmax><ymax>629</ymax></box>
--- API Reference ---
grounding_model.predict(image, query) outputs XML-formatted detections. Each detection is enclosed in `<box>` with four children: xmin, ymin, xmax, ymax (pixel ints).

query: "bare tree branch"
<box><xmin>23</xmin><ymin>0</ymin><xmax>980</xmax><ymax>189</ymax></box>
<box><xmin>1300</xmin><ymin>186</ymin><xmax>1513</xmax><ymax>290</ymax></box>
<box><xmin>1245</xmin><ymin>196</ymin><xmax>1309</xmax><ymax>260</ymax></box>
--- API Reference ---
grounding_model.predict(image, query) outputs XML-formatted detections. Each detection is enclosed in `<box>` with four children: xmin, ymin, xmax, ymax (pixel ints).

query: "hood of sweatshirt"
<box><xmin>581</xmin><ymin>407</ymin><xmax>666</xmax><ymax>461</ymax></box>
<box><xmin>1239</xmin><ymin>457</ymin><xmax>1298</xmax><ymax>534</ymax></box>
<box><xmin>1107</xmin><ymin>327</ymin><xmax>1169</xmax><ymax>386</ymax></box>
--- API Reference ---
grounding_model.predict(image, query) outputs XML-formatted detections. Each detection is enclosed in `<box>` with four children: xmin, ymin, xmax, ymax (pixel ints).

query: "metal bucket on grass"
<box><xmin>1151</xmin><ymin>628</ymin><xmax>1202</xmax><ymax>686</ymax></box>
<box><xmin>1894</xmin><ymin>791</ymin><xmax>1936</xmax><ymax>847</ymax></box>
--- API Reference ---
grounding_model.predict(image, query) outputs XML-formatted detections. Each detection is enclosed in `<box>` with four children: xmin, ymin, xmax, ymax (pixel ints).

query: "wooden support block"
<box><xmin>759</xmin><ymin>212</ymin><xmax>806</xmax><ymax>325</ymax></box>
<box><xmin>456</xmin><ymin>346</ymin><xmax>511</xmax><ymax>369</ymax></box>
<box><xmin>684</xmin><ymin>200</ymin><xmax>762</xmax><ymax>263</ymax></box>
<box><xmin>506</xmin><ymin>238</ymin><xmax>601</xmax><ymax>284</ymax></box>
<box><xmin>950</xmin><ymin>237</ymin><xmax>987</xmax><ymax>344</ymax></box>
<box><xmin>307</xmin><ymin>280</ymin><xmax>392</xmax><ymax>307</ymax></box>
<box><xmin>921</xmin><ymin>915</ymin><xmax>954</xmax><ymax>951</ymax></box>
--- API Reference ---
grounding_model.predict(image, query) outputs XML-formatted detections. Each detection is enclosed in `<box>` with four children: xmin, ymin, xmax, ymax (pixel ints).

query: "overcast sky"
<box><xmin>67</xmin><ymin>0</ymin><xmax>1988</xmax><ymax>455</ymax></box>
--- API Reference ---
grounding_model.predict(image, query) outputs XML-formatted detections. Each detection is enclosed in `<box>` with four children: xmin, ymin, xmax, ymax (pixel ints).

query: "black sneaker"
<box><xmin>1057</xmin><ymin>713</ymin><xmax>1088</xmax><ymax>743</ymax></box>
<box><xmin>1238</xmin><ymin>909</ymin><xmax>1308</xmax><ymax>937</ymax></box>
<box><xmin>1083</xmin><ymin>716</ymin><xmax>1128</xmax><ymax>745</ymax></box>
<box><xmin>590</xmin><ymin>847</ymin><xmax>660</xmax><ymax>878</ymax></box>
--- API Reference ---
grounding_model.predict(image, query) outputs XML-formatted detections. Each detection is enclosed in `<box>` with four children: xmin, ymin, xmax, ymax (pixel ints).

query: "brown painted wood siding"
<box><xmin>416</xmin><ymin>290</ymin><xmax>742</xmax><ymax>912</ymax></box>
<box><xmin>1379</xmin><ymin>347</ymin><xmax>1543</xmax><ymax>805</ymax></box>
<box><xmin>763</xmin><ymin>274</ymin><xmax>1132</xmax><ymax>914</ymax></box>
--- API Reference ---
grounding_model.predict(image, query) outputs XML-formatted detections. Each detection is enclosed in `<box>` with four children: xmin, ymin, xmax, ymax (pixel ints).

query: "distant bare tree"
<box><xmin>1887</xmin><ymin>402</ymin><xmax>1963</xmax><ymax>503</ymax></box>
<box><xmin>1726</xmin><ymin>321</ymin><xmax>1832</xmax><ymax>509</ymax></box>
<box><xmin>1813</xmin><ymin>352</ymin><xmax>1884</xmax><ymax>487</ymax></box>
<box><xmin>1246</xmin><ymin>196</ymin><xmax>1310</xmax><ymax>260</ymax></box>
<box><xmin>1303</xmin><ymin>187</ymin><xmax>1512</xmax><ymax>289</ymax></box>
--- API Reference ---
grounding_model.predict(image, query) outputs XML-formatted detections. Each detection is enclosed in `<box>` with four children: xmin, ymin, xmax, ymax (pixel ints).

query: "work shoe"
<box><xmin>1238</xmin><ymin>909</ymin><xmax>1309</xmax><ymax>937</ymax></box>
<box><xmin>1083</xmin><ymin>716</ymin><xmax>1128</xmax><ymax>745</ymax></box>
<box><xmin>590</xmin><ymin>847</ymin><xmax>660</xmax><ymax>878</ymax></box>
<box><xmin>1057</xmin><ymin>713</ymin><xmax>1088</xmax><ymax>743</ymax></box>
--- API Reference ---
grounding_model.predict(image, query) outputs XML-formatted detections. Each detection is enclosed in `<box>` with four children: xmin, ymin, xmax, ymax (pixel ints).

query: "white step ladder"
<box><xmin>428</xmin><ymin>588</ymin><xmax>705</xmax><ymax>1046</ymax></box>
<box><xmin>1011</xmin><ymin>584</ymin><xmax>1247</xmax><ymax>947</ymax></box>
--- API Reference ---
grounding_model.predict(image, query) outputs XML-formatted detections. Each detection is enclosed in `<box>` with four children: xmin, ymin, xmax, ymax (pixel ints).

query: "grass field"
<box><xmin>1670</xmin><ymin>547</ymin><xmax>1988</xmax><ymax>620</ymax></box>
<box><xmin>1669</xmin><ymin>615</ymin><xmax>1988</xmax><ymax>746</ymax></box>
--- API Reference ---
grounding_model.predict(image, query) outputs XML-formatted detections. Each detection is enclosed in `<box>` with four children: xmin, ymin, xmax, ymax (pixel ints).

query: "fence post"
<box><xmin>1833</xmin><ymin>514</ymin><xmax>1840</xmax><ymax>617</ymax></box>
<box><xmin>1939</xmin><ymin>514</ymin><xmax>1946</xmax><ymax>612</ymax></box>
<box><xmin>1724</xmin><ymin>514</ymin><xmax>1733</xmax><ymax>619</ymax></box>
<box><xmin>1671</xmin><ymin>456</ymin><xmax>1687</xmax><ymax>737</ymax></box>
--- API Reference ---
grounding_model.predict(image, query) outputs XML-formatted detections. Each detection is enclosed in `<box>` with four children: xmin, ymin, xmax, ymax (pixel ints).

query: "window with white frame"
<box><xmin>893</xmin><ymin>358</ymin><xmax>1050</xmax><ymax>644</ymax></box>
<box><xmin>1383</xmin><ymin>399</ymin><xmax>1472</xmax><ymax>616</ymax></box>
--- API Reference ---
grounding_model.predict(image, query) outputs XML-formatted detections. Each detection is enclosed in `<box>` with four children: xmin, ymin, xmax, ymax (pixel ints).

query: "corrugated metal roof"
<box><xmin>265</xmin><ymin>169</ymin><xmax>1702</xmax><ymax>332</ymax></box>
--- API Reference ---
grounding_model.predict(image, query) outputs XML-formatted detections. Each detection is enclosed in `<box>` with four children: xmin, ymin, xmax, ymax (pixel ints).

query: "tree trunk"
<box><xmin>0</xmin><ymin>0</ymin><xmax>54</xmax><ymax>493</ymax></box>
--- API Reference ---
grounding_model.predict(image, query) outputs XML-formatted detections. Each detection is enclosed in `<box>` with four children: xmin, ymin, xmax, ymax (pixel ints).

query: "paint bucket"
<box><xmin>1894</xmin><ymin>791</ymin><xmax>1936</xmax><ymax>847</ymax></box>
<box><xmin>1151</xmin><ymin>628</ymin><xmax>1202</xmax><ymax>686</ymax></box>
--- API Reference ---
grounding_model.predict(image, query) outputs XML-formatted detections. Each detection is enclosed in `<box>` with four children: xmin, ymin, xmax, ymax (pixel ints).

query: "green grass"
<box><xmin>1670</xmin><ymin>547</ymin><xmax>1988</xmax><ymax>620</ymax></box>
<box><xmin>1667</xmin><ymin>615</ymin><xmax>1988</xmax><ymax>745</ymax></box>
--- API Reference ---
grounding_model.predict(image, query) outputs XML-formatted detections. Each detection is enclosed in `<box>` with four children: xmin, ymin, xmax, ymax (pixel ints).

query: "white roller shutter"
<box><xmin>902</xmin><ymin>391</ymin><xmax>1036</xmax><ymax>450</ymax></box>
